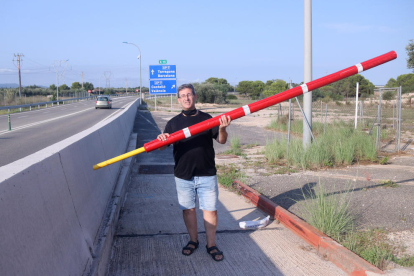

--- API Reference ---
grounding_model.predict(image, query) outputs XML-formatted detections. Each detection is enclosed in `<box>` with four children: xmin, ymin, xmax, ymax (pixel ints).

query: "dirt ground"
<box><xmin>147</xmin><ymin>100</ymin><xmax>414</xmax><ymax>264</ymax></box>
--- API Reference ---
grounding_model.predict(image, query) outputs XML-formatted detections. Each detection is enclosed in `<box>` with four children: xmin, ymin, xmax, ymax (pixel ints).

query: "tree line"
<box><xmin>3</xmin><ymin>40</ymin><xmax>413</xmax><ymax>104</ymax></box>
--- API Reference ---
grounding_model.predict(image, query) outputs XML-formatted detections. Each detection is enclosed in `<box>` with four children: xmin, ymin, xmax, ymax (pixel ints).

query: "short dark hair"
<box><xmin>177</xmin><ymin>83</ymin><xmax>195</xmax><ymax>98</ymax></box>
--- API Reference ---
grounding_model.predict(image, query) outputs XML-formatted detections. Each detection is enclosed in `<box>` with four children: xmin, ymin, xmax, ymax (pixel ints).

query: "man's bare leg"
<box><xmin>183</xmin><ymin>208</ymin><xmax>198</xmax><ymax>254</ymax></box>
<box><xmin>203</xmin><ymin>210</ymin><xmax>223</xmax><ymax>261</ymax></box>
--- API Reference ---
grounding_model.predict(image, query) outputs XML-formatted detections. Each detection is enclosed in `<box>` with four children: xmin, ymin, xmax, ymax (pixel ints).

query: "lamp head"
<box><xmin>137</xmin><ymin>55</ymin><xmax>141</xmax><ymax>59</ymax></box>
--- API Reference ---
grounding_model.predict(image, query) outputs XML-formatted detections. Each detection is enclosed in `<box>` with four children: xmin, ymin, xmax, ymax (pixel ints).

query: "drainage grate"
<box><xmin>138</xmin><ymin>165</ymin><xmax>175</xmax><ymax>174</ymax></box>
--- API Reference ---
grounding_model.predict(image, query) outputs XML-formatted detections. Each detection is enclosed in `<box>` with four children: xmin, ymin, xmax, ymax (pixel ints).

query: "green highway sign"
<box><xmin>159</xmin><ymin>60</ymin><xmax>167</xmax><ymax>64</ymax></box>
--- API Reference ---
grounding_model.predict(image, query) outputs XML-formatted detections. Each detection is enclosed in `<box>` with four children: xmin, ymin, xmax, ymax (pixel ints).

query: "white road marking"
<box><xmin>17</xmin><ymin>116</ymin><xmax>28</xmax><ymax>118</ymax></box>
<box><xmin>0</xmin><ymin>107</ymin><xmax>94</xmax><ymax>136</ymax></box>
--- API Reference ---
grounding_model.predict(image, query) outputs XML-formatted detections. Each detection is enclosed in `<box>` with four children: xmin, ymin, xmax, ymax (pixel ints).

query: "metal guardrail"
<box><xmin>0</xmin><ymin>93</ymin><xmax>138</xmax><ymax>112</ymax></box>
<box><xmin>145</xmin><ymin>94</ymin><xmax>176</xmax><ymax>100</ymax></box>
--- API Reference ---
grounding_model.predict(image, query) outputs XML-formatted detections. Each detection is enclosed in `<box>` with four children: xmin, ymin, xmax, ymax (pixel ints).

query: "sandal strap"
<box><xmin>206</xmin><ymin>245</ymin><xmax>219</xmax><ymax>253</ymax></box>
<box><xmin>182</xmin><ymin>246</ymin><xmax>196</xmax><ymax>252</ymax></box>
<box><xmin>186</xmin><ymin>240</ymin><xmax>199</xmax><ymax>248</ymax></box>
<box><xmin>210</xmin><ymin>251</ymin><xmax>223</xmax><ymax>257</ymax></box>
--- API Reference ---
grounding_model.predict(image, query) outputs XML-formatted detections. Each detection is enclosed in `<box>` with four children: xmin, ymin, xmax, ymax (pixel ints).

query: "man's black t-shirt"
<box><xmin>164</xmin><ymin>111</ymin><xmax>219</xmax><ymax>180</ymax></box>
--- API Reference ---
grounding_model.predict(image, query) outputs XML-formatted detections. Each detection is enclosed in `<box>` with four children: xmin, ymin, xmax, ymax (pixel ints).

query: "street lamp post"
<box><xmin>123</xmin><ymin>42</ymin><xmax>142</xmax><ymax>104</ymax></box>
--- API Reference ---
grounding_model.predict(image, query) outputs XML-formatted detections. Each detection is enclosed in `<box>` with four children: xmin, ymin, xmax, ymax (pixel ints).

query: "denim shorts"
<box><xmin>174</xmin><ymin>176</ymin><xmax>218</xmax><ymax>211</ymax></box>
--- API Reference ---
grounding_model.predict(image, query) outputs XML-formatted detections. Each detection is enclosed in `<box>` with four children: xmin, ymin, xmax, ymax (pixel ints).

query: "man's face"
<box><xmin>177</xmin><ymin>88</ymin><xmax>197</xmax><ymax>110</ymax></box>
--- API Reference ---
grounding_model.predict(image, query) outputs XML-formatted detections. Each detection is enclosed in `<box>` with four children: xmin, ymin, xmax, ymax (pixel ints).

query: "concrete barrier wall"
<box><xmin>0</xmin><ymin>99</ymin><xmax>139</xmax><ymax>276</ymax></box>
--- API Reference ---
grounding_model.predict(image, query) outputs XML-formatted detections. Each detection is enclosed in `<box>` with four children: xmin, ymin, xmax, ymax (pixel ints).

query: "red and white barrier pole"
<box><xmin>93</xmin><ymin>51</ymin><xmax>396</xmax><ymax>170</ymax></box>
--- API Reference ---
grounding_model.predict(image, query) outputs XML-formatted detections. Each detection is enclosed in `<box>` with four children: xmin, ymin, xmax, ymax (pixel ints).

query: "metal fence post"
<box><xmin>376</xmin><ymin>105</ymin><xmax>381</xmax><ymax>150</ymax></box>
<box><xmin>324</xmin><ymin>104</ymin><xmax>327</xmax><ymax>134</ymax></box>
<box><xmin>393</xmin><ymin>101</ymin><xmax>395</xmax><ymax>129</ymax></box>
<box><xmin>396</xmin><ymin>86</ymin><xmax>402</xmax><ymax>152</ymax></box>
<box><xmin>295</xmin><ymin>97</ymin><xmax>316</xmax><ymax>143</ymax></box>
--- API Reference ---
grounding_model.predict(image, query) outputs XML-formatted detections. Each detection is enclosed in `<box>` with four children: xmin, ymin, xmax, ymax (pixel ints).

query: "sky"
<box><xmin>1</xmin><ymin>0</ymin><xmax>413</xmax><ymax>89</ymax></box>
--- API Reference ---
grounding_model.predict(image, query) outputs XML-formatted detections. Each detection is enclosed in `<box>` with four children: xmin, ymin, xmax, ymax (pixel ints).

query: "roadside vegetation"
<box><xmin>299</xmin><ymin>181</ymin><xmax>414</xmax><ymax>270</ymax></box>
<box><xmin>216</xmin><ymin>164</ymin><xmax>245</xmax><ymax>190</ymax></box>
<box><xmin>265</xmin><ymin>120</ymin><xmax>377</xmax><ymax>170</ymax></box>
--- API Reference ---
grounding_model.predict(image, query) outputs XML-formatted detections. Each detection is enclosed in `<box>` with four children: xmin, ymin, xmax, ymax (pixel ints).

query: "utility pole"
<box><xmin>13</xmin><ymin>53</ymin><xmax>24</xmax><ymax>98</ymax></box>
<box><xmin>104</xmin><ymin>71</ymin><xmax>112</xmax><ymax>88</ymax></box>
<box><xmin>303</xmin><ymin>0</ymin><xmax>313</xmax><ymax>148</ymax></box>
<box><xmin>50</xmin><ymin>60</ymin><xmax>69</xmax><ymax>101</ymax></box>
<box><xmin>81</xmin><ymin>71</ymin><xmax>84</xmax><ymax>88</ymax></box>
<box><xmin>125</xmin><ymin>78</ymin><xmax>128</xmax><ymax>94</ymax></box>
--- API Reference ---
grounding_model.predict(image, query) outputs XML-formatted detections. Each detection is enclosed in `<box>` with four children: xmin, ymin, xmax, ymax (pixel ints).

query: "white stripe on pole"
<box><xmin>242</xmin><ymin>105</ymin><xmax>251</xmax><ymax>115</ymax></box>
<box><xmin>355</xmin><ymin>63</ymin><xmax>364</xmax><ymax>73</ymax></box>
<box><xmin>300</xmin><ymin>84</ymin><xmax>309</xmax><ymax>93</ymax></box>
<box><xmin>183</xmin><ymin>127</ymin><xmax>191</xmax><ymax>138</ymax></box>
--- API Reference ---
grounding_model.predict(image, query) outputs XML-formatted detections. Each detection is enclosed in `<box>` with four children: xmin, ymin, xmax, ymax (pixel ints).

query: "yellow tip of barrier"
<box><xmin>93</xmin><ymin>147</ymin><xmax>146</xmax><ymax>170</ymax></box>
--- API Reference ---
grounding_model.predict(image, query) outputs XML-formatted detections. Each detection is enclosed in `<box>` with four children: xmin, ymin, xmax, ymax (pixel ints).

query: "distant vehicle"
<box><xmin>96</xmin><ymin>96</ymin><xmax>112</xmax><ymax>109</ymax></box>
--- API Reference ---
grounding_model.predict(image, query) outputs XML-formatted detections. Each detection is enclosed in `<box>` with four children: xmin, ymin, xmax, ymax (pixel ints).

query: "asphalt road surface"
<box><xmin>0</xmin><ymin>96</ymin><xmax>138</xmax><ymax>167</ymax></box>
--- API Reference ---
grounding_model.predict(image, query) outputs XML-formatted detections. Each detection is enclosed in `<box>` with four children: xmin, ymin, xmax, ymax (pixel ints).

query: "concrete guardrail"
<box><xmin>0</xmin><ymin>99</ymin><xmax>139</xmax><ymax>276</ymax></box>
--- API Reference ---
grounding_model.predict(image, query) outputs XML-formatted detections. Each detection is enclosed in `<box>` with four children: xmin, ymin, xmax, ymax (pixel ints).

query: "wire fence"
<box><xmin>275</xmin><ymin>87</ymin><xmax>413</xmax><ymax>152</ymax></box>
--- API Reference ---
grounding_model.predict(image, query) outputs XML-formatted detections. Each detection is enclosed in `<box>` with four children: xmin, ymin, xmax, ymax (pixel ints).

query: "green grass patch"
<box><xmin>265</xmin><ymin>122</ymin><xmax>377</xmax><ymax>170</ymax></box>
<box><xmin>342</xmin><ymin>229</ymin><xmax>414</xmax><ymax>270</ymax></box>
<box><xmin>298</xmin><ymin>181</ymin><xmax>412</xmax><ymax>270</ymax></box>
<box><xmin>379</xmin><ymin>180</ymin><xmax>399</xmax><ymax>188</ymax></box>
<box><xmin>216</xmin><ymin>164</ymin><xmax>245</xmax><ymax>189</ymax></box>
<box><xmin>223</xmin><ymin>136</ymin><xmax>245</xmax><ymax>156</ymax></box>
<box><xmin>379</xmin><ymin>156</ymin><xmax>389</xmax><ymax>165</ymax></box>
<box><xmin>299</xmin><ymin>181</ymin><xmax>355</xmax><ymax>241</ymax></box>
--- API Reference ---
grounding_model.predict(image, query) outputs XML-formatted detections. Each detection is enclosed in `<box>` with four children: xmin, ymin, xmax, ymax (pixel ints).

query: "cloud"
<box><xmin>0</xmin><ymin>68</ymin><xmax>15</xmax><ymax>73</ymax></box>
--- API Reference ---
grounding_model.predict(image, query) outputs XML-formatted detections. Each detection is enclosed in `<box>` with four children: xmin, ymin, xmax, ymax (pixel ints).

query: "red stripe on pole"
<box><xmin>144</xmin><ymin>51</ymin><xmax>396</xmax><ymax>153</ymax></box>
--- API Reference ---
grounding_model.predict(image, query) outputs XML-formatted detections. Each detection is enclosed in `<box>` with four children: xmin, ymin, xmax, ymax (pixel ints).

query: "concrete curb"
<box><xmin>233</xmin><ymin>180</ymin><xmax>384</xmax><ymax>276</ymax></box>
<box><xmin>87</xmin><ymin>133</ymin><xmax>137</xmax><ymax>276</ymax></box>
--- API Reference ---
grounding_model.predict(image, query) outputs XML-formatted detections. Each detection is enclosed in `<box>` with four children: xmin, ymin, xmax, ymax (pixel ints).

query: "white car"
<box><xmin>95</xmin><ymin>96</ymin><xmax>112</xmax><ymax>109</ymax></box>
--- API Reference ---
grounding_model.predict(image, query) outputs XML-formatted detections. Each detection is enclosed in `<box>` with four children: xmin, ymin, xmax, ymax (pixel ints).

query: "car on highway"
<box><xmin>96</xmin><ymin>96</ymin><xmax>112</xmax><ymax>109</ymax></box>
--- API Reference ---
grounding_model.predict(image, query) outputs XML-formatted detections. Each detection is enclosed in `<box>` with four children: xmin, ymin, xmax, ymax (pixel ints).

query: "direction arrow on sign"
<box><xmin>150</xmin><ymin>80</ymin><xmax>177</xmax><ymax>95</ymax></box>
<box><xmin>149</xmin><ymin>65</ymin><xmax>176</xmax><ymax>79</ymax></box>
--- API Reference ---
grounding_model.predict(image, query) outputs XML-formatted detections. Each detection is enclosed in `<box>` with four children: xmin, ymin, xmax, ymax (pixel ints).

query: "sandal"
<box><xmin>182</xmin><ymin>240</ymin><xmax>199</xmax><ymax>256</ymax></box>
<box><xmin>206</xmin><ymin>245</ymin><xmax>224</xmax><ymax>262</ymax></box>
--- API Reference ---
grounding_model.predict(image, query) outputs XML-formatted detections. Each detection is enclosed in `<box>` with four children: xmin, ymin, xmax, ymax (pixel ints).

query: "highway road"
<box><xmin>0</xmin><ymin>96</ymin><xmax>138</xmax><ymax>167</ymax></box>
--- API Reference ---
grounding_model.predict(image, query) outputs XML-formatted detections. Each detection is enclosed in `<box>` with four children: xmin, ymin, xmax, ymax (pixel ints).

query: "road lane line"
<box><xmin>0</xmin><ymin>107</ymin><xmax>94</xmax><ymax>136</ymax></box>
<box><xmin>0</xmin><ymin>99</ymin><xmax>136</xmax><ymax>135</ymax></box>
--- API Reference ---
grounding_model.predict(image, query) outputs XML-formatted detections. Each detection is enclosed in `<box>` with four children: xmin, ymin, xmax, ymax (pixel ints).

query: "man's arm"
<box><xmin>157</xmin><ymin>133</ymin><xmax>170</xmax><ymax>150</ymax></box>
<box><xmin>217</xmin><ymin>115</ymin><xmax>231</xmax><ymax>144</ymax></box>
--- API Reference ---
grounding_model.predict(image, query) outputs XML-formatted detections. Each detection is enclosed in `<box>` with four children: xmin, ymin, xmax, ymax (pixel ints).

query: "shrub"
<box><xmin>194</xmin><ymin>82</ymin><xmax>226</xmax><ymax>104</ymax></box>
<box><xmin>227</xmin><ymin>94</ymin><xmax>237</xmax><ymax>100</ymax></box>
<box><xmin>382</xmin><ymin>90</ymin><xmax>395</xmax><ymax>101</ymax></box>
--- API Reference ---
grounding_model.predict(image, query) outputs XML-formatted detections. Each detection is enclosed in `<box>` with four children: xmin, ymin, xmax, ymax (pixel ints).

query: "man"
<box><xmin>157</xmin><ymin>83</ymin><xmax>231</xmax><ymax>262</ymax></box>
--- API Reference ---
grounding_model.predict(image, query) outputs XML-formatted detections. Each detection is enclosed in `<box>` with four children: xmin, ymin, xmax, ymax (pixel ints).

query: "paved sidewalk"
<box><xmin>106</xmin><ymin>110</ymin><xmax>345</xmax><ymax>276</ymax></box>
